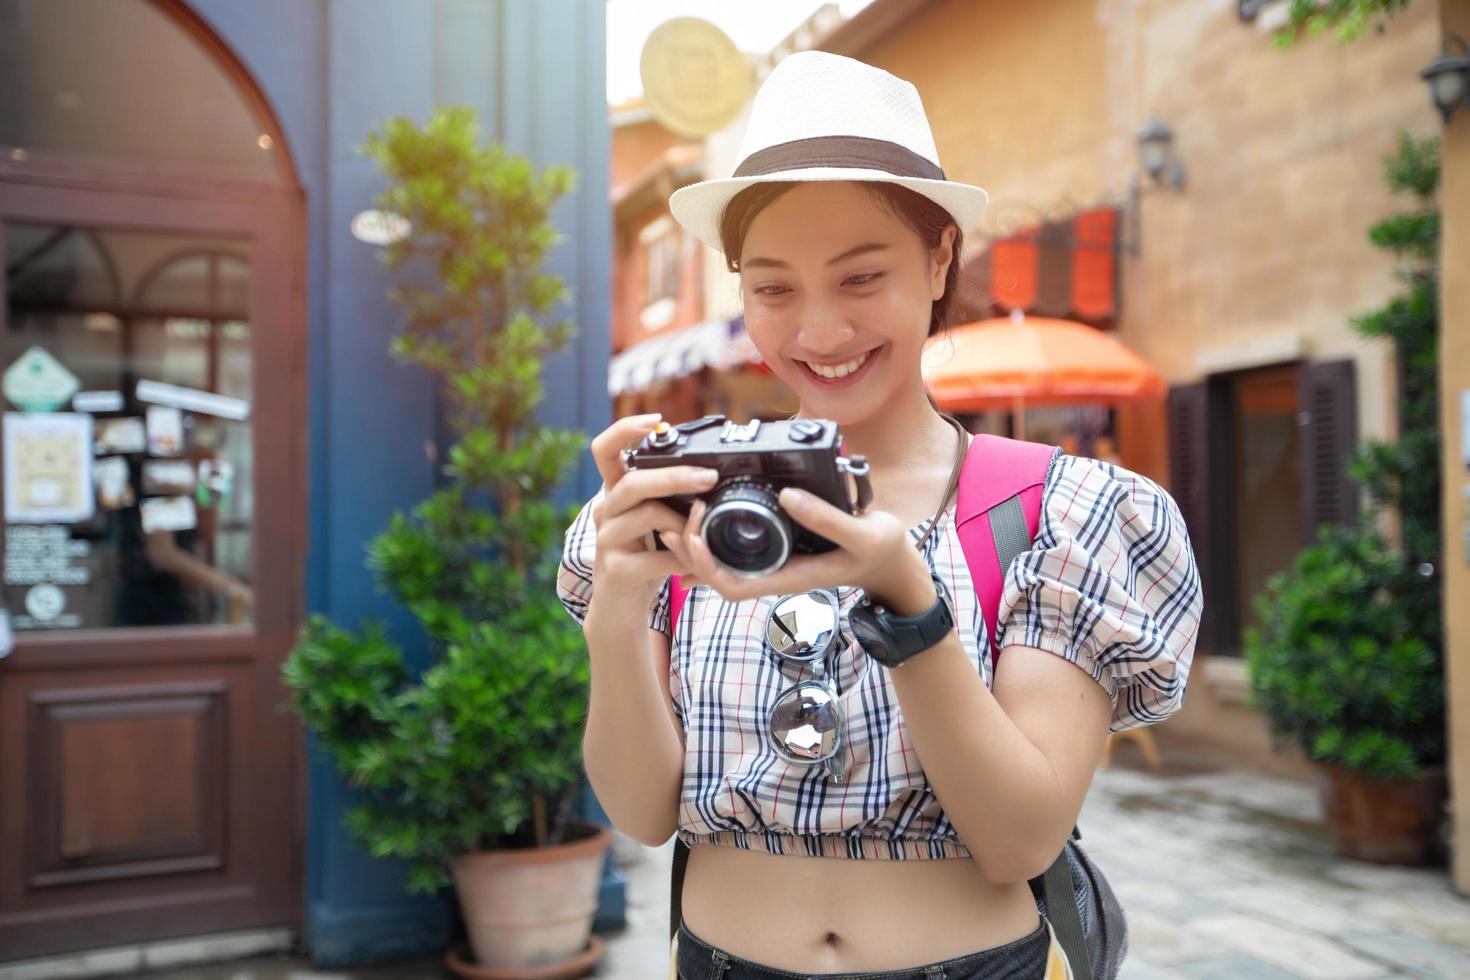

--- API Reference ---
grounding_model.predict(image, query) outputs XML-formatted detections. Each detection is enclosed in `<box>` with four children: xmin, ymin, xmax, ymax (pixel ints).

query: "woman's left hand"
<box><xmin>681</xmin><ymin>487</ymin><xmax>938</xmax><ymax>614</ymax></box>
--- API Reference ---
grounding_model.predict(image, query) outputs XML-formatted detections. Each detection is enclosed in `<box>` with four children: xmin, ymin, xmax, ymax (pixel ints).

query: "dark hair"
<box><xmin>718</xmin><ymin>181</ymin><xmax>964</xmax><ymax>337</ymax></box>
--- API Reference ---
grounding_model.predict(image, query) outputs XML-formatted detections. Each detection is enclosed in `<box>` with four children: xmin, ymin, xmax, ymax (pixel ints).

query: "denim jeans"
<box><xmin>675</xmin><ymin>917</ymin><xmax>1052</xmax><ymax>980</ymax></box>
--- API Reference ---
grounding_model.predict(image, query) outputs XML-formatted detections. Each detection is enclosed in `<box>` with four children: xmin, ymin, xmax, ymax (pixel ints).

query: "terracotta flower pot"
<box><xmin>449</xmin><ymin>821</ymin><xmax>613</xmax><ymax>975</ymax></box>
<box><xmin>1315</xmin><ymin>762</ymin><xmax>1447</xmax><ymax>865</ymax></box>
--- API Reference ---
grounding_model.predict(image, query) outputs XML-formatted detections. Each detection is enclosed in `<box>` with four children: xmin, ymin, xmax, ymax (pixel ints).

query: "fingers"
<box><xmin>601</xmin><ymin>465</ymin><xmax>718</xmax><ymax>521</ymax></box>
<box><xmin>682</xmin><ymin>498</ymin><xmax>708</xmax><ymax>568</ymax></box>
<box><xmin>657</xmin><ymin>529</ymin><xmax>694</xmax><ymax>567</ymax></box>
<box><xmin>685</xmin><ymin>535</ymin><xmax>854</xmax><ymax>603</ymax></box>
<box><xmin>596</xmin><ymin>500</ymin><xmax>690</xmax><ymax>551</ymax></box>
<box><xmin>590</xmin><ymin>413</ymin><xmax>663</xmax><ymax>488</ymax></box>
<box><xmin>776</xmin><ymin>487</ymin><xmax>867</xmax><ymax>551</ymax></box>
<box><xmin>679</xmin><ymin>490</ymin><xmax>908</xmax><ymax>603</ymax></box>
<box><xmin>681</xmin><ymin>494</ymin><xmax>821</xmax><ymax>600</ymax></box>
<box><xmin>597</xmin><ymin>548</ymin><xmax>686</xmax><ymax>585</ymax></box>
<box><xmin>680</xmin><ymin>499</ymin><xmax>780</xmax><ymax>600</ymax></box>
<box><xmin>685</xmin><ymin>498</ymin><xmax>708</xmax><ymax>538</ymax></box>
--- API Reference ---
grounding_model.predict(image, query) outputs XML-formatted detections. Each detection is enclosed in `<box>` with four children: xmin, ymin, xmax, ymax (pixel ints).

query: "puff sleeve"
<box><xmin>556</xmin><ymin>487</ymin><xmax>672</xmax><ymax>635</ymax></box>
<box><xmin>998</xmin><ymin>453</ymin><xmax>1202</xmax><ymax>732</ymax></box>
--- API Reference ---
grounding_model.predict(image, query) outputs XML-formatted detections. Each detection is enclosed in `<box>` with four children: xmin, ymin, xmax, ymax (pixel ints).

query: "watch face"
<box><xmin>847</xmin><ymin>606</ymin><xmax>893</xmax><ymax>664</ymax></box>
<box><xmin>924</xmin><ymin>574</ymin><xmax>953</xmax><ymax>621</ymax></box>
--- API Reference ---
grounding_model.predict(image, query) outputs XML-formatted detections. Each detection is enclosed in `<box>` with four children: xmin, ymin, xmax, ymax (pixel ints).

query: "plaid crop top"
<box><xmin>556</xmin><ymin>451</ymin><xmax>1202</xmax><ymax>861</ymax></box>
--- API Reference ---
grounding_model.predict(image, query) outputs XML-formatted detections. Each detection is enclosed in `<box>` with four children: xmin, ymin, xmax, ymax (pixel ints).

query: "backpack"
<box><xmin>664</xmin><ymin>434</ymin><xmax>1127</xmax><ymax>980</ymax></box>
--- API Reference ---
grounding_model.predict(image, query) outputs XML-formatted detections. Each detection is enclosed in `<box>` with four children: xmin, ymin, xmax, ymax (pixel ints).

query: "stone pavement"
<box><xmin>1078</xmin><ymin>749</ymin><xmax>1470</xmax><ymax>979</ymax></box>
<box><xmin>107</xmin><ymin>747</ymin><xmax>1470</xmax><ymax>979</ymax></box>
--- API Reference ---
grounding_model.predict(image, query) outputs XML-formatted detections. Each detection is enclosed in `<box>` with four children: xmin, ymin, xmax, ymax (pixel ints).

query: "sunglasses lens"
<box><xmin>766</xmin><ymin>591</ymin><xmax>839</xmax><ymax>661</ymax></box>
<box><xmin>769</xmin><ymin>684</ymin><xmax>840</xmax><ymax>763</ymax></box>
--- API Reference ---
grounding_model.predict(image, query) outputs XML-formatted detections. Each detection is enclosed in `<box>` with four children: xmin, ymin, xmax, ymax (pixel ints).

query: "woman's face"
<box><xmin>738</xmin><ymin>182</ymin><xmax>955</xmax><ymax>426</ymax></box>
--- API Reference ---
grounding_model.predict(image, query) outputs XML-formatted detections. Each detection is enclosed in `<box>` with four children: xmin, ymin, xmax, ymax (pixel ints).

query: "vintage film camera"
<box><xmin>622</xmin><ymin>415</ymin><xmax>873</xmax><ymax>578</ymax></box>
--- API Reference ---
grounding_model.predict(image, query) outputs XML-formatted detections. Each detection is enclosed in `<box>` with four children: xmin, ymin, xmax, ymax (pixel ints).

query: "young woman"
<box><xmin>559</xmin><ymin>52</ymin><xmax>1201</xmax><ymax>980</ymax></box>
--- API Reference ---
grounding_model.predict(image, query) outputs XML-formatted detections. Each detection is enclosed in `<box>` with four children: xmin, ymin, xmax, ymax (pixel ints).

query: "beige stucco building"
<box><xmin>698</xmin><ymin>0</ymin><xmax>1455</xmax><ymax>825</ymax></box>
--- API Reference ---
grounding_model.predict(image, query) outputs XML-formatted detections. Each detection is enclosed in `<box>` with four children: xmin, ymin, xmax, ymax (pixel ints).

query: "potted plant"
<box><xmin>1245</xmin><ymin>131</ymin><xmax>1447</xmax><ymax>865</ymax></box>
<box><xmin>1245</xmin><ymin>526</ymin><xmax>1446</xmax><ymax>863</ymax></box>
<box><xmin>282</xmin><ymin>106</ymin><xmax>607</xmax><ymax>977</ymax></box>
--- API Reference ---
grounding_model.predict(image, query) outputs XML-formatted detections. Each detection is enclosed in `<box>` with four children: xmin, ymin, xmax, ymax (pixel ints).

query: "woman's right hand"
<box><xmin>588</xmin><ymin>414</ymin><xmax>718</xmax><ymax>608</ymax></box>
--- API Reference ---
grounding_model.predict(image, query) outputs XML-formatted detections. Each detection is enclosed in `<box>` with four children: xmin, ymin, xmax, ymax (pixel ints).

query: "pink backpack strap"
<box><xmin>954</xmin><ymin>434</ymin><xmax>1057</xmax><ymax>671</ymax></box>
<box><xmin>668</xmin><ymin>574</ymin><xmax>691</xmax><ymax>636</ymax></box>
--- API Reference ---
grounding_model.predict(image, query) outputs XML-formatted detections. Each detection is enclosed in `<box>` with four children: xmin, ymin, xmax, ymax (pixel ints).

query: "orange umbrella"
<box><xmin>922</xmin><ymin>312</ymin><xmax>1165</xmax><ymax>437</ymax></box>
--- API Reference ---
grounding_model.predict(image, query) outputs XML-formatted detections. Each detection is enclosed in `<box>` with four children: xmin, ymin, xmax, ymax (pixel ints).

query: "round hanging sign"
<box><xmin>640</xmin><ymin>17</ymin><xmax>752</xmax><ymax>138</ymax></box>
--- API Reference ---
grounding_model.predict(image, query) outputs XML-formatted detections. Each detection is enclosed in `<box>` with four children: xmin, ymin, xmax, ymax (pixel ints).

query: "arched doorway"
<box><xmin>0</xmin><ymin>0</ymin><xmax>305</xmax><ymax>959</ymax></box>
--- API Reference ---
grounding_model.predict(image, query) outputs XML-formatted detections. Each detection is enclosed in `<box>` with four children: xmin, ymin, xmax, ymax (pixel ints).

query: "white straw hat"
<box><xmin>669</xmin><ymin>51</ymin><xmax>988</xmax><ymax>252</ymax></box>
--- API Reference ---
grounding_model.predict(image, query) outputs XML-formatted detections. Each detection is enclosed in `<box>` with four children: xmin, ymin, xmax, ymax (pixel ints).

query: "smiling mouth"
<box><xmin>798</xmin><ymin>349</ymin><xmax>874</xmax><ymax>380</ymax></box>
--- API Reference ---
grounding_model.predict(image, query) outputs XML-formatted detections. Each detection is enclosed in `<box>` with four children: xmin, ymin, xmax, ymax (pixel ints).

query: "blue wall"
<box><xmin>186</xmin><ymin>0</ymin><xmax>612</xmax><ymax>964</ymax></box>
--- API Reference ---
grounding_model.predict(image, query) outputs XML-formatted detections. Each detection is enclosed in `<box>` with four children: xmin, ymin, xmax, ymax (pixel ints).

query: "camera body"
<box><xmin>623</xmin><ymin>415</ymin><xmax>873</xmax><ymax>578</ymax></box>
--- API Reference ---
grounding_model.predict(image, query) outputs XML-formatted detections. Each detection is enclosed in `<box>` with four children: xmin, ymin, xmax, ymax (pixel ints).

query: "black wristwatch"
<box><xmin>847</xmin><ymin>575</ymin><xmax>955</xmax><ymax>668</ymax></box>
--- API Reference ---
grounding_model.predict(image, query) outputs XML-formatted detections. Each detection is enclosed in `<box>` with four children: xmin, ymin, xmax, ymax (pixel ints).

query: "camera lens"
<box><xmin>729</xmin><ymin>515</ymin><xmax>769</xmax><ymax>546</ymax></box>
<box><xmin>701</xmin><ymin>480</ymin><xmax>792</xmax><ymax>578</ymax></box>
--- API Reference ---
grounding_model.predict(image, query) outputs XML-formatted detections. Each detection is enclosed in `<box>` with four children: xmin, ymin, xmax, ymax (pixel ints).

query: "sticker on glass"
<box><xmin>146</xmin><ymin>405</ymin><xmax>184</xmax><ymax>456</ymax></box>
<box><xmin>3</xmin><ymin>347</ymin><xmax>80</xmax><ymax>412</ymax></box>
<box><xmin>24</xmin><ymin>583</ymin><xmax>66</xmax><ymax>622</ymax></box>
<box><xmin>196</xmin><ymin>459</ymin><xmax>234</xmax><ymax>509</ymax></box>
<box><xmin>140</xmin><ymin>495</ymin><xmax>197</xmax><ymax>533</ymax></box>
<box><xmin>142</xmin><ymin>459</ymin><xmax>196</xmax><ymax>496</ymax></box>
<box><xmin>93</xmin><ymin>456</ymin><xmax>136</xmax><ymax>510</ymax></box>
<box><xmin>95</xmin><ymin>417</ymin><xmax>147</xmax><ymax>455</ymax></box>
<box><xmin>73</xmin><ymin>390</ymin><xmax>125</xmax><ymax>414</ymax></box>
<box><xmin>3</xmin><ymin>413</ymin><xmax>95</xmax><ymax>524</ymax></box>
<box><xmin>4</xmin><ymin>526</ymin><xmax>92</xmax><ymax>587</ymax></box>
<box><xmin>18</xmin><ymin>583</ymin><xmax>78</xmax><ymax>629</ymax></box>
<box><xmin>136</xmin><ymin>380</ymin><xmax>249</xmax><ymax>421</ymax></box>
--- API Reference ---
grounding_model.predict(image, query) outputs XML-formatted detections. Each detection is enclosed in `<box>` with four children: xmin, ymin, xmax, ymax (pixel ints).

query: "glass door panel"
<box><xmin>1229</xmin><ymin>364</ymin><xmax>1304</xmax><ymax>638</ymax></box>
<box><xmin>3</xmin><ymin>222</ymin><xmax>255</xmax><ymax>629</ymax></box>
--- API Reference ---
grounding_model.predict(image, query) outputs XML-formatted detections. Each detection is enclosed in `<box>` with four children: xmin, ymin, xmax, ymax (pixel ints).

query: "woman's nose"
<box><xmin>796</xmin><ymin>306</ymin><xmax>856</xmax><ymax>352</ymax></box>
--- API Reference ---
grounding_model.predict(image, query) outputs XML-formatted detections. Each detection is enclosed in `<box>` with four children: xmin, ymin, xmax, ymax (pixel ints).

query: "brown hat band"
<box><xmin>733</xmin><ymin>135</ymin><xmax>946</xmax><ymax>182</ymax></box>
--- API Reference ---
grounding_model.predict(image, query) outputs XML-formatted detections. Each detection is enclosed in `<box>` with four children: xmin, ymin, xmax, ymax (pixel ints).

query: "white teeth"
<box><xmin>806</xmin><ymin>350</ymin><xmax>871</xmax><ymax>379</ymax></box>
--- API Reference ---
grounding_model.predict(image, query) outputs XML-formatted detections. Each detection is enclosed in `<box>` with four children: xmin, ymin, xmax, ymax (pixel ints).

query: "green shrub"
<box><xmin>281</xmin><ymin>106</ymin><xmax>588</xmax><ymax>894</ymax></box>
<box><xmin>1271</xmin><ymin>0</ymin><xmax>1412</xmax><ymax>48</ymax></box>
<box><xmin>1244</xmin><ymin>526</ymin><xmax>1444</xmax><ymax>779</ymax></box>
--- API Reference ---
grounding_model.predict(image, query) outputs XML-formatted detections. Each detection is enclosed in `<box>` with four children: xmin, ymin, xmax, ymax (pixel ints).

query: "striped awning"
<box><xmin>608</xmin><ymin>317</ymin><xmax>759</xmax><ymax>396</ymax></box>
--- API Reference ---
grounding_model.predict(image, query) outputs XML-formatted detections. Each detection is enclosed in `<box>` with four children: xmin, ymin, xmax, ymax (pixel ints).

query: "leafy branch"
<box><xmin>1272</xmin><ymin>0</ymin><xmax>1413</xmax><ymax>48</ymax></box>
<box><xmin>282</xmin><ymin>107</ymin><xmax>590</xmax><ymax>893</ymax></box>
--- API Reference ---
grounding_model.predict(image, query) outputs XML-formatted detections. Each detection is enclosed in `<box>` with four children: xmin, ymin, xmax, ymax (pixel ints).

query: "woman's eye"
<box><xmin>844</xmin><ymin>272</ymin><xmax>884</xmax><ymax>287</ymax></box>
<box><xmin>753</xmin><ymin>284</ymin><xmax>791</xmax><ymax>297</ymax></box>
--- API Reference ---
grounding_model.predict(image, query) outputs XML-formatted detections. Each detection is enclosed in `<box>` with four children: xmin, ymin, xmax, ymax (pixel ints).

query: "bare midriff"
<box><xmin>681</xmin><ymin>841</ymin><xmax>1043</xmax><ymax>973</ymax></box>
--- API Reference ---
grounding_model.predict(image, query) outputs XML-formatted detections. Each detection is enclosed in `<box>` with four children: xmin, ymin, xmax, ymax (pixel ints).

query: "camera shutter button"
<box><xmin>649</xmin><ymin>421</ymin><xmax>679</xmax><ymax>448</ymax></box>
<box><xmin>789</xmin><ymin>419</ymin><xmax>824</xmax><ymax>443</ymax></box>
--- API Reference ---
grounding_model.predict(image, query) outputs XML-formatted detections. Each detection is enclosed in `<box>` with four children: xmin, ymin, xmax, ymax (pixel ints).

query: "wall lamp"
<box><xmin>1420</xmin><ymin>33</ymin><xmax>1470</xmax><ymax>123</ymax></box>
<box><xmin>1117</xmin><ymin>116</ymin><xmax>1187</xmax><ymax>256</ymax></box>
<box><xmin>1136</xmin><ymin>116</ymin><xmax>1187</xmax><ymax>189</ymax></box>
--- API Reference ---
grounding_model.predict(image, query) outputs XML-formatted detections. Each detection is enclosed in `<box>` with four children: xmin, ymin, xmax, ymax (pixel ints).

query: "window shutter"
<box><xmin>1297</xmin><ymin>359</ymin><xmax>1359</xmax><ymax>539</ymax></box>
<box><xmin>1033</xmin><ymin>220</ymin><xmax>1073</xmax><ymax>317</ymax></box>
<box><xmin>1071</xmin><ymin>209</ymin><xmax>1118</xmax><ymax>323</ymax></box>
<box><xmin>1168</xmin><ymin>381</ymin><xmax>1225</xmax><ymax>653</ymax></box>
<box><xmin>990</xmin><ymin>227</ymin><xmax>1039</xmax><ymax>310</ymax></box>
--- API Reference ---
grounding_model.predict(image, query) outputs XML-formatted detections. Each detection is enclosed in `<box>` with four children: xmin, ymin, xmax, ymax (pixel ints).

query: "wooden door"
<box><xmin>0</xmin><ymin>162</ymin><xmax>306</xmax><ymax>960</ymax></box>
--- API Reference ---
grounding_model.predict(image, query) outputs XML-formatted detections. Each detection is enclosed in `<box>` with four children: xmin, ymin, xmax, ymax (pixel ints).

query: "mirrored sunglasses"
<box><xmin>763</xmin><ymin>589</ymin><xmax>864</xmax><ymax>783</ymax></box>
